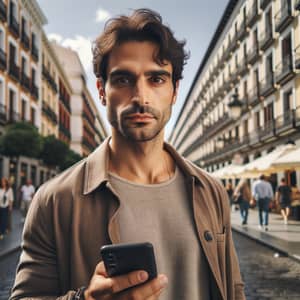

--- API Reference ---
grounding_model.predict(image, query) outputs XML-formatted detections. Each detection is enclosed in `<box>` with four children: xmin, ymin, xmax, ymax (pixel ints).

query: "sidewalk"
<box><xmin>0</xmin><ymin>209</ymin><xmax>23</xmax><ymax>259</ymax></box>
<box><xmin>231</xmin><ymin>207</ymin><xmax>300</xmax><ymax>262</ymax></box>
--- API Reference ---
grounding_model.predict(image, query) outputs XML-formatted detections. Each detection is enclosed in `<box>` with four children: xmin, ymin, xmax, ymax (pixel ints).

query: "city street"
<box><xmin>1</xmin><ymin>232</ymin><xmax>300</xmax><ymax>299</ymax></box>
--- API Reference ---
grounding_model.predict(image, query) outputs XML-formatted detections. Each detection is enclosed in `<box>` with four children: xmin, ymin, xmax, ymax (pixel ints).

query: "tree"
<box><xmin>0</xmin><ymin>122</ymin><xmax>42</xmax><ymax>158</ymax></box>
<box><xmin>40</xmin><ymin>135</ymin><xmax>69</xmax><ymax>169</ymax></box>
<box><xmin>60</xmin><ymin>149</ymin><xmax>82</xmax><ymax>171</ymax></box>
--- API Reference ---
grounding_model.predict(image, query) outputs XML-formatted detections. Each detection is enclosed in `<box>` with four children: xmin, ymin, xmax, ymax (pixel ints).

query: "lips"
<box><xmin>125</xmin><ymin>113</ymin><xmax>155</xmax><ymax>122</ymax></box>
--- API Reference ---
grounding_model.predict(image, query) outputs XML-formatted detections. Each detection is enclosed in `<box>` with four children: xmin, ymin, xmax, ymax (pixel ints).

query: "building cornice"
<box><xmin>21</xmin><ymin>0</ymin><xmax>48</xmax><ymax>28</ymax></box>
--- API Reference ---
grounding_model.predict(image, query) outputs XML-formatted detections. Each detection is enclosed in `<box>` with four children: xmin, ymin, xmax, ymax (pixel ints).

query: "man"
<box><xmin>252</xmin><ymin>174</ymin><xmax>274</xmax><ymax>231</ymax></box>
<box><xmin>20</xmin><ymin>179</ymin><xmax>35</xmax><ymax>220</ymax></box>
<box><xmin>11</xmin><ymin>9</ymin><xmax>245</xmax><ymax>300</ymax></box>
<box><xmin>275</xmin><ymin>178</ymin><xmax>292</xmax><ymax>225</ymax></box>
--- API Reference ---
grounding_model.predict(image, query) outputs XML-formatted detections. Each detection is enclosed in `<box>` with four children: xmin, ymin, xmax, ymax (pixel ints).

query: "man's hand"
<box><xmin>84</xmin><ymin>261</ymin><xmax>168</xmax><ymax>300</ymax></box>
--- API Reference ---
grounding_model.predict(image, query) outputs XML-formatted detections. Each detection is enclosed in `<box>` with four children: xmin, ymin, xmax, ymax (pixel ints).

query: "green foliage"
<box><xmin>40</xmin><ymin>135</ymin><xmax>69</xmax><ymax>168</ymax></box>
<box><xmin>0</xmin><ymin>122</ymin><xmax>42</xmax><ymax>158</ymax></box>
<box><xmin>60</xmin><ymin>149</ymin><xmax>82</xmax><ymax>171</ymax></box>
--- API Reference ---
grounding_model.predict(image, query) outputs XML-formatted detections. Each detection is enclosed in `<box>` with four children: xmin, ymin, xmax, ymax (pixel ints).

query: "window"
<box><xmin>283</xmin><ymin>89</ymin><xmax>293</xmax><ymax>111</ymax></box>
<box><xmin>9</xmin><ymin>1</ymin><xmax>17</xmax><ymax>19</ymax></box>
<box><xmin>265</xmin><ymin>9</ymin><xmax>272</xmax><ymax>33</ymax></box>
<box><xmin>264</xmin><ymin>103</ymin><xmax>274</xmax><ymax>123</ymax></box>
<box><xmin>255</xmin><ymin>111</ymin><xmax>260</xmax><ymax>128</ymax></box>
<box><xmin>31</xmin><ymin>68</ymin><xmax>36</xmax><ymax>85</ymax></box>
<box><xmin>31</xmin><ymin>165</ymin><xmax>37</xmax><ymax>186</ymax></box>
<box><xmin>9</xmin><ymin>89</ymin><xmax>16</xmax><ymax>121</ymax></box>
<box><xmin>21</xmin><ymin>99</ymin><xmax>26</xmax><ymax>120</ymax></box>
<box><xmin>243</xmin><ymin>119</ymin><xmax>248</xmax><ymax>135</ymax></box>
<box><xmin>0</xmin><ymin>29</ymin><xmax>4</xmax><ymax>50</ymax></box>
<box><xmin>30</xmin><ymin>106</ymin><xmax>36</xmax><ymax>125</ymax></box>
<box><xmin>21</xmin><ymin>56</ymin><xmax>27</xmax><ymax>73</ymax></box>
<box><xmin>21</xmin><ymin>17</ymin><xmax>27</xmax><ymax>35</ymax></box>
<box><xmin>282</xmin><ymin>33</ymin><xmax>292</xmax><ymax>60</ymax></box>
<box><xmin>9</xmin><ymin>42</ymin><xmax>17</xmax><ymax>63</ymax></box>
<box><xmin>0</xmin><ymin>80</ymin><xmax>3</xmax><ymax>104</ymax></box>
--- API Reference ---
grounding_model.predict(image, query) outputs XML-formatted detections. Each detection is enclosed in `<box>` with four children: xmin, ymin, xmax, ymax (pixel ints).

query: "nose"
<box><xmin>132</xmin><ymin>78</ymin><xmax>149</xmax><ymax>106</ymax></box>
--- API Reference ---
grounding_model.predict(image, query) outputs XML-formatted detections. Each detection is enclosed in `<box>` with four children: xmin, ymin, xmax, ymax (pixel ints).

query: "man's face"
<box><xmin>98</xmin><ymin>41</ymin><xmax>178</xmax><ymax>142</ymax></box>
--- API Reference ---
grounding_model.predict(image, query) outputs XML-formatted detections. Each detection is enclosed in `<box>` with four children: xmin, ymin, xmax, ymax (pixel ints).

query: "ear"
<box><xmin>172</xmin><ymin>81</ymin><xmax>179</xmax><ymax>104</ymax></box>
<box><xmin>96</xmin><ymin>79</ymin><xmax>106</xmax><ymax>106</ymax></box>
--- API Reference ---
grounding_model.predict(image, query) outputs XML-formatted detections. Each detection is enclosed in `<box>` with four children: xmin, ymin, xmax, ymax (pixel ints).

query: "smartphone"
<box><xmin>100</xmin><ymin>242</ymin><xmax>157</xmax><ymax>280</ymax></box>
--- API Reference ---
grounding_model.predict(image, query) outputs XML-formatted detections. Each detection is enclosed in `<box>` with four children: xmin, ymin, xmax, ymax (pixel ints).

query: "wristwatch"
<box><xmin>73</xmin><ymin>286</ymin><xmax>86</xmax><ymax>300</ymax></box>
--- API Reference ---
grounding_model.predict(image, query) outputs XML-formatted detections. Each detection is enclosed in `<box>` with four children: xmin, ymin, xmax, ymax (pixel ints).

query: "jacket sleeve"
<box><xmin>9</xmin><ymin>188</ymin><xmax>76</xmax><ymax>300</ymax></box>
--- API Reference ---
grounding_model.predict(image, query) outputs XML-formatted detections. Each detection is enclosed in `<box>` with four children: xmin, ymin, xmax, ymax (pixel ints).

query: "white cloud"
<box><xmin>48</xmin><ymin>33</ymin><xmax>63</xmax><ymax>44</ymax></box>
<box><xmin>48</xmin><ymin>34</ymin><xmax>93</xmax><ymax>73</ymax></box>
<box><xmin>95</xmin><ymin>8</ymin><xmax>111</xmax><ymax>23</ymax></box>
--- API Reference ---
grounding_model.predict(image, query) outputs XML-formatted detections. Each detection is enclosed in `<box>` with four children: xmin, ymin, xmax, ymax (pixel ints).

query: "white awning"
<box><xmin>271</xmin><ymin>147</ymin><xmax>300</xmax><ymax>171</ymax></box>
<box><xmin>210</xmin><ymin>164</ymin><xmax>244</xmax><ymax>179</ymax></box>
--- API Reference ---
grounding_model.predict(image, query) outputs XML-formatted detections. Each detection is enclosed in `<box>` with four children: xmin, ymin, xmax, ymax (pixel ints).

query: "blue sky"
<box><xmin>38</xmin><ymin>0</ymin><xmax>228</xmax><ymax>138</ymax></box>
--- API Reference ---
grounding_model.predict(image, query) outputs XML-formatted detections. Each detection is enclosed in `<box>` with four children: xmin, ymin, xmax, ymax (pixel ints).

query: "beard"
<box><xmin>108</xmin><ymin>103</ymin><xmax>172</xmax><ymax>142</ymax></box>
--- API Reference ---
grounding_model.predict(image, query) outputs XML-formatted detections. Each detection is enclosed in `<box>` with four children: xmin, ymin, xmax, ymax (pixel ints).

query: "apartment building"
<box><xmin>51</xmin><ymin>42</ymin><xmax>107</xmax><ymax>156</ymax></box>
<box><xmin>0</xmin><ymin>0</ymin><xmax>46</xmax><ymax>133</ymax></box>
<box><xmin>41</xmin><ymin>32</ymin><xmax>72</xmax><ymax>144</ymax></box>
<box><xmin>170</xmin><ymin>0</ymin><xmax>300</xmax><ymax>185</ymax></box>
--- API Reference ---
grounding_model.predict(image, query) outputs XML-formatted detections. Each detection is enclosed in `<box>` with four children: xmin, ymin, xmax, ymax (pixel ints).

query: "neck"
<box><xmin>109</xmin><ymin>130</ymin><xmax>175</xmax><ymax>184</ymax></box>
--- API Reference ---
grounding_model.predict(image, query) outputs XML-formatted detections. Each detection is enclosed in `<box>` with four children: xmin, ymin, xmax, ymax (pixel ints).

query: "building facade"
<box><xmin>51</xmin><ymin>43</ymin><xmax>107</xmax><ymax>156</ymax></box>
<box><xmin>170</xmin><ymin>0</ymin><xmax>300</xmax><ymax>187</ymax></box>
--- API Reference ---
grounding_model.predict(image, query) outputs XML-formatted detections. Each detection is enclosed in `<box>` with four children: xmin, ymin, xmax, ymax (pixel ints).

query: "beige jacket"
<box><xmin>11</xmin><ymin>139</ymin><xmax>245</xmax><ymax>300</ymax></box>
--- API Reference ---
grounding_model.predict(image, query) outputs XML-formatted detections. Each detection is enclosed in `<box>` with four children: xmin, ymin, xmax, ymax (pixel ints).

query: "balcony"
<box><xmin>8</xmin><ymin>61</ymin><xmax>20</xmax><ymax>82</ymax></box>
<box><xmin>249</xmin><ymin>128</ymin><xmax>261</xmax><ymax>146</ymax></box>
<box><xmin>42</xmin><ymin>65</ymin><xmax>58</xmax><ymax>93</ymax></box>
<box><xmin>7</xmin><ymin>110</ymin><xmax>20</xmax><ymax>123</ymax></box>
<box><xmin>59</xmin><ymin>124</ymin><xmax>71</xmax><ymax>139</ymax></box>
<box><xmin>259</xmin><ymin>27</ymin><xmax>275</xmax><ymax>51</ymax></box>
<box><xmin>82</xmin><ymin>136</ymin><xmax>97</xmax><ymax>152</ymax></box>
<box><xmin>237</xmin><ymin>19</ymin><xmax>249</xmax><ymax>42</ymax></box>
<box><xmin>261</xmin><ymin>0</ymin><xmax>272</xmax><ymax>10</ymax></box>
<box><xmin>223</xmin><ymin>43</ymin><xmax>232</xmax><ymax>61</ymax></box>
<box><xmin>236</xmin><ymin>58</ymin><xmax>248</xmax><ymax>78</ymax></box>
<box><xmin>275</xmin><ymin>1</ymin><xmax>294</xmax><ymax>33</ymax></box>
<box><xmin>247</xmin><ymin>42</ymin><xmax>261</xmax><ymax>65</ymax></box>
<box><xmin>275</xmin><ymin>55</ymin><xmax>295</xmax><ymax>85</ymax></box>
<box><xmin>275</xmin><ymin>109</ymin><xmax>296</xmax><ymax>135</ymax></box>
<box><xmin>20</xmin><ymin>72</ymin><xmax>30</xmax><ymax>91</ymax></box>
<box><xmin>42</xmin><ymin>101</ymin><xmax>58</xmax><ymax>124</ymax></box>
<box><xmin>259</xmin><ymin>72</ymin><xmax>276</xmax><ymax>98</ymax></box>
<box><xmin>0</xmin><ymin>48</ymin><xmax>6</xmax><ymax>71</ymax></box>
<box><xmin>59</xmin><ymin>94</ymin><xmax>71</xmax><ymax>112</ymax></box>
<box><xmin>31</xmin><ymin>44</ymin><xmax>39</xmax><ymax>61</ymax></box>
<box><xmin>0</xmin><ymin>103</ymin><xmax>7</xmax><ymax>125</ymax></box>
<box><xmin>248</xmin><ymin>84</ymin><xmax>260</xmax><ymax>107</ymax></box>
<box><xmin>9</xmin><ymin>14</ymin><xmax>19</xmax><ymax>37</ymax></box>
<box><xmin>31</xmin><ymin>82</ymin><xmax>39</xmax><ymax>100</ymax></box>
<box><xmin>21</xmin><ymin>30</ymin><xmax>30</xmax><ymax>50</ymax></box>
<box><xmin>259</xmin><ymin>119</ymin><xmax>276</xmax><ymax>141</ymax></box>
<box><xmin>247</xmin><ymin>0</ymin><xmax>260</xmax><ymax>28</ymax></box>
<box><xmin>0</xmin><ymin>0</ymin><xmax>7</xmax><ymax>22</ymax></box>
<box><xmin>295</xmin><ymin>0</ymin><xmax>300</xmax><ymax>10</ymax></box>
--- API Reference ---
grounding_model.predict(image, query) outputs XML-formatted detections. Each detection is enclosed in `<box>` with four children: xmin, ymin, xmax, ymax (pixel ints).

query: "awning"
<box><xmin>271</xmin><ymin>147</ymin><xmax>300</xmax><ymax>171</ymax></box>
<box><xmin>210</xmin><ymin>164</ymin><xmax>244</xmax><ymax>179</ymax></box>
<box><xmin>234</xmin><ymin>144</ymin><xmax>296</xmax><ymax>178</ymax></box>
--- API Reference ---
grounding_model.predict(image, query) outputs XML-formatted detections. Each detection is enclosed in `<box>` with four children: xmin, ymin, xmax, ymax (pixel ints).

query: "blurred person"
<box><xmin>0</xmin><ymin>177</ymin><xmax>14</xmax><ymax>239</ymax></box>
<box><xmin>20</xmin><ymin>179</ymin><xmax>35</xmax><ymax>221</ymax></box>
<box><xmin>252</xmin><ymin>174</ymin><xmax>274</xmax><ymax>231</ymax></box>
<box><xmin>226</xmin><ymin>180</ymin><xmax>235</xmax><ymax>212</ymax></box>
<box><xmin>275</xmin><ymin>178</ymin><xmax>291</xmax><ymax>225</ymax></box>
<box><xmin>233</xmin><ymin>180</ymin><xmax>251</xmax><ymax>225</ymax></box>
<box><xmin>11</xmin><ymin>9</ymin><xmax>245</xmax><ymax>300</ymax></box>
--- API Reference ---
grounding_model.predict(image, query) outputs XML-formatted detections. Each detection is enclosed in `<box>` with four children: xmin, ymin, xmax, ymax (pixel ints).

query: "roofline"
<box><xmin>172</xmin><ymin>0</ymin><xmax>239</xmax><ymax>132</ymax></box>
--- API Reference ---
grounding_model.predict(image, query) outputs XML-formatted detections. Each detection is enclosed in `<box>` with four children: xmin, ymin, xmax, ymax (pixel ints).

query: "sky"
<box><xmin>37</xmin><ymin>0</ymin><xmax>228</xmax><ymax>138</ymax></box>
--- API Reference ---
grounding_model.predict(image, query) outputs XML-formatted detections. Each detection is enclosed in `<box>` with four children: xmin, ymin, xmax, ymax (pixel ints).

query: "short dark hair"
<box><xmin>92</xmin><ymin>8</ymin><xmax>189</xmax><ymax>88</ymax></box>
<box><xmin>281</xmin><ymin>178</ymin><xmax>286</xmax><ymax>183</ymax></box>
<box><xmin>259</xmin><ymin>174</ymin><xmax>265</xmax><ymax>180</ymax></box>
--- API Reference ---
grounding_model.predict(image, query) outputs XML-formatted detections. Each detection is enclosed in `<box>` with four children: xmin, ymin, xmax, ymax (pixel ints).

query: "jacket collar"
<box><xmin>83</xmin><ymin>137</ymin><xmax>203</xmax><ymax>195</ymax></box>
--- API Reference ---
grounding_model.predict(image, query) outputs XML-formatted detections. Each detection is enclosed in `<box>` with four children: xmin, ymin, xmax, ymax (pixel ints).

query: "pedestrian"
<box><xmin>20</xmin><ymin>179</ymin><xmax>35</xmax><ymax>221</ymax></box>
<box><xmin>226</xmin><ymin>180</ymin><xmax>235</xmax><ymax>212</ymax></box>
<box><xmin>275</xmin><ymin>178</ymin><xmax>292</xmax><ymax>225</ymax></box>
<box><xmin>233</xmin><ymin>180</ymin><xmax>251</xmax><ymax>225</ymax></box>
<box><xmin>0</xmin><ymin>177</ymin><xmax>14</xmax><ymax>240</ymax></box>
<box><xmin>252</xmin><ymin>174</ymin><xmax>274</xmax><ymax>231</ymax></box>
<box><xmin>11</xmin><ymin>9</ymin><xmax>245</xmax><ymax>300</ymax></box>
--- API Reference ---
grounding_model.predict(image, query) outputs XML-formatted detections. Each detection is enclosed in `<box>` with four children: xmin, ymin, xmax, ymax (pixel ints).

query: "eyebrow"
<box><xmin>109</xmin><ymin>69</ymin><xmax>172</xmax><ymax>79</ymax></box>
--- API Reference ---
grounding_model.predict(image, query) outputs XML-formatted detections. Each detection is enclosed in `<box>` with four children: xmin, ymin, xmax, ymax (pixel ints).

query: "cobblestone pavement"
<box><xmin>0</xmin><ymin>251</ymin><xmax>20</xmax><ymax>300</ymax></box>
<box><xmin>1</xmin><ymin>233</ymin><xmax>300</xmax><ymax>299</ymax></box>
<box><xmin>233</xmin><ymin>231</ymin><xmax>300</xmax><ymax>300</ymax></box>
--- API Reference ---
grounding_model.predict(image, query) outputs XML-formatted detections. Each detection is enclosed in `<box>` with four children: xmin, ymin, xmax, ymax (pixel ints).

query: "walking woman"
<box><xmin>0</xmin><ymin>177</ymin><xmax>14</xmax><ymax>239</ymax></box>
<box><xmin>234</xmin><ymin>179</ymin><xmax>252</xmax><ymax>225</ymax></box>
<box><xmin>276</xmin><ymin>178</ymin><xmax>292</xmax><ymax>225</ymax></box>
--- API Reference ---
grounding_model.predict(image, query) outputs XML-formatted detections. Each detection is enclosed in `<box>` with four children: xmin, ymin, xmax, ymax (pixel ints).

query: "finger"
<box><xmin>94</xmin><ymin>261</ymin><xmax>108</xmax><ymax>276</ymax></box>
<box><xmin>111</xmin><ymin>270</ymin><xmax>149</xmax><ymax>293</ymax></box>
<box><xmin>119</xmin><ymin>274</ymin><xmax>168</xmax><ymax>300</ymax></box>
<box><xmin>146</xmin><ymin>287</ymin><xmax>164</xmax><ymax>300</ymax></box>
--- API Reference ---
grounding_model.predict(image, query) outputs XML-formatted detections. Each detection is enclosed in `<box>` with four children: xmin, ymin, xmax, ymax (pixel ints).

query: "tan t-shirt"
<box><xmin>108</xmin><ymin>168</ymin><xmax>210</xmax><ymax>300</ymax></box>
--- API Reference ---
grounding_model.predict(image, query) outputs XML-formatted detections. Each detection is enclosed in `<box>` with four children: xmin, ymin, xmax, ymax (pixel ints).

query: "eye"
<box><xmin>111</xmin><ymin>76</ymin><xmax>132</xmax><ymax>86</ymax></box>
<box><xmin>150</xmin><ymin>76</ymin><xmax>165</xmax><ymax>84</ymax></box>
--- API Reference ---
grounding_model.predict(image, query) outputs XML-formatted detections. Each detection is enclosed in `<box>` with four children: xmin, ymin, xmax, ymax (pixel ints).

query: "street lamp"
<box><xmin>228</xmin><ymin>92</ymin><xmax>243</xmax><ymax>119</ymax></box>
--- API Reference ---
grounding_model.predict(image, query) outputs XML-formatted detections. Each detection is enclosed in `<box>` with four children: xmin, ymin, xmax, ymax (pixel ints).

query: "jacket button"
<box><xmin>204</xmin><ymin>230</ymin><xmax>213</xmax><ymax>242</ymax></box>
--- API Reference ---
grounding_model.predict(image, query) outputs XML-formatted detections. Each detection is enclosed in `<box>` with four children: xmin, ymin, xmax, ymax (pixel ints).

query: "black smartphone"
<box><xmin>100</xmin><ymin>242</ymin><xmax>157</xmax><ymax>280</ymax></box>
